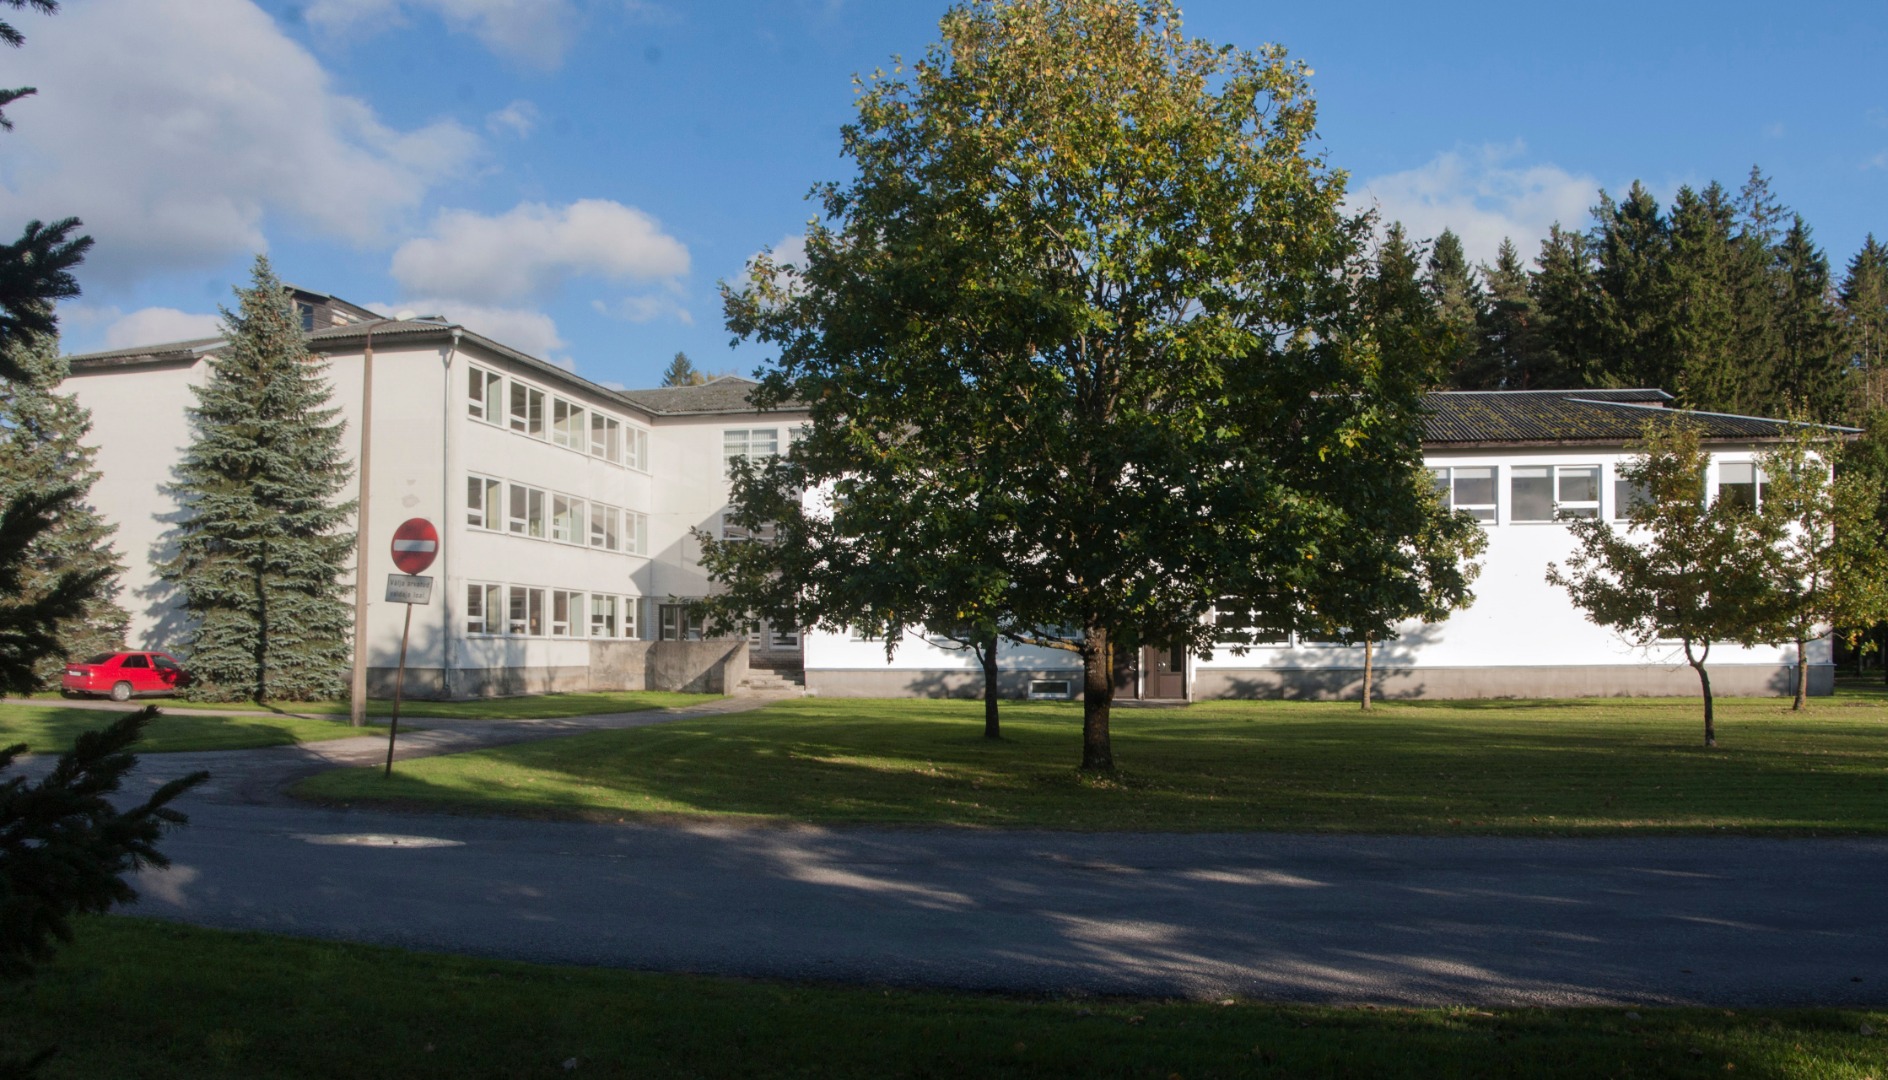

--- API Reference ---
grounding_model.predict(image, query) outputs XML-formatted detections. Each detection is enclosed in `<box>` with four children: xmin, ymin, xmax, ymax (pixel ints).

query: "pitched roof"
<box><xmin>617</xmin><ymin>376</ymin><xmax>804</xmax><ymax>417</ymax></box>
<box><xmin>1422</xmin><ymin>389</ymin><xmax>1855</xmax><ymax>446</ymax></box>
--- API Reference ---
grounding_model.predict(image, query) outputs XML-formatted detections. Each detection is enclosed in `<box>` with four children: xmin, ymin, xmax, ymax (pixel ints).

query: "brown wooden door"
<box><xmin>1143</xmin><ymin>644</ymin><xmax>1185</xmax><ymax>699</ymax></box>
<box><xmin>1112</xmin><ymin>642</ymin><xmax>1140</xmax><ymax>699</ymax></box>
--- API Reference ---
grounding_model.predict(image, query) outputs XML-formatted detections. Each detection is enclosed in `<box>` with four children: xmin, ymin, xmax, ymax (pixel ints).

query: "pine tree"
<box><xmin>160</xmin><ymin>256</ymin><xmax>356</xmax><ymax>702</ymax></box>
<box><xmin>1664</xmin><ymin>183</ymin><xmax>1745</xmax><ymax>412</ymax></box>
<box><xmin>1841</xmin><ymin>235</ymin><xmax>1888</xmax><ymax>416</ymax></box>
<box><xmin>1530</xmin><ymin>224</ymin><xmax>1607</xmax><ymax>388</ymax></box>
<box><xmin>660</xmin><ymin>350</ymin><xmax>704</xmax><ymax>387</ymax></box>
<box><xmin>1423</xmin><ymin>228</ymin><xmax>1484</xmax><ymax>386</ymax></box>
<box><xmin>1770</xmin><ymin>215</ymin><xmax>1849</xmax><ymax>421</ymax></box>
<box><xmin>1471</xmin><ymin>238</ymin><xmax>1540</xmax><ymax>389</ymax></box>
<box><xmin>1590</xmin><ymin>182</ymin><xmax>1673</xmax><ymax>390</ymax></box>
<box><xmin>0</xmin><ymin>327</ymin><xmax>128</xmax><ymax>688</ymax></box>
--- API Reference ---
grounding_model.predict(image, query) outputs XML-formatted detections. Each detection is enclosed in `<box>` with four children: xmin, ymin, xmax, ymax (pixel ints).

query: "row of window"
<box><xmin>467</xmin><ymin>474</ymin><xmax>650</xmax><ymax>555</ymax></box>
<box><xmin>468</xmin><ymin>365</ymin><xmax>650</xmax><ymax>470</ymax></box>
<box><xmin>1430</xmin><ymin>462</ymin><xmax>1769</xmax><ymax>523</ymax></box>
<box><xmin>466</xmin><ymin>584</ymin><xmax>644</xmax><ymax>639</ymax></box>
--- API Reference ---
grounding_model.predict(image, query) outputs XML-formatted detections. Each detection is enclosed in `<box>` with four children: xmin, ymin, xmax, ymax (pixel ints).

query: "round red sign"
<box><xmin>390</xmin><ymin>518</ymin><xmax>439</xmax><ymax>575</ymax></box>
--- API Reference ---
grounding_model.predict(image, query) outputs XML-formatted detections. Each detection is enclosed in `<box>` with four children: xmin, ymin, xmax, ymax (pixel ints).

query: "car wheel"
<box><xmin>60</xmin><ymin>689</ymin><xmax>78</xmax><ymax>699</ymax></box>
<box><xmin>109</xmin><ymin>681</ymin><xmax>132</xmax><ymax>702</ymax></box>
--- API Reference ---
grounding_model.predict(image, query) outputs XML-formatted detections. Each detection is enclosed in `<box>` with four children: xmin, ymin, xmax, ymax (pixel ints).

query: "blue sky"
<box><xmin>7</xmin><ymin>0</ymin><xmax>1884</xmax><ymax>389</ymax></box>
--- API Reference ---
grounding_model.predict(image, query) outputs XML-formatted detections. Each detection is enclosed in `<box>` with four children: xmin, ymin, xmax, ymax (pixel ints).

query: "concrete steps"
<box><xmin>739</xmin><ymin>669</ymin><xmax>805</xmax><ymax>694</ymax></box>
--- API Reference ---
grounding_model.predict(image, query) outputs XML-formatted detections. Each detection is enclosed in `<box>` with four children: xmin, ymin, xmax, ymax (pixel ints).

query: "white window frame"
<box><xmin>624</xmin><ymin>510</ymin><xmax>648</xmax><ymax>556</ymax></box>
<box><xmin>1432</xmin><ymin>465</ymin><xmax>1497</xmax><ymax>522</ymax></box>
<box><xmin>590</xmin><ymin>503</ymin><xmax>620</xmax><ymax>551</ymax></box>
<box><xmin>723</xmin><ymin>428</ymin><xmax>779</xmax><ymax>469</ymax></box>
<box><xmin>623</xmin><ymin>596</ymin><xmax>641</xmax><ymax>640</ymax></box>
<box><xmin>552</xmin><ymin>397</ymin><xmax>584</xmax><ymax>450</ymax></box>
<box><xmin>466</xmin><ymin>474</ymin><xmax>502</xmax><ymax>531</ymax></box>
<box><xmin>507</xmin><ymin>585</ymin><xmax>544</xmax><ymax>636</ymax></box>
<box><xmin>508</xmin><ymin>483</ymin><xmax>546</xmax><ymax>538</ymax></box>
<box><xmin>467</xmin><ymin>366</ymin><xmax>502</xmax><ymax>423</ymax></box>
<box><xmin>551</xmin><ymin>493</ymin><xmax>585</xmax><ymax>544</ymax></box>
<box><xmin>1555</xmin><ymin>464</ymin><xmax>1602</xmax><ymax>519</ymax></box>
<box><xmin>590</xmin><ymin>593</ymin><xmax>618</xmax><ymax>638</ymax></box>
<box><xmin>624</xmin><ymin>426</ymin><xmax>649</xmax><ymax>471</ymax></box>
<box><xmin>509</xmin><ymin>382</ymin><xmax>545</xmax><ymax>438</ymax></box>
<box><xmin>1716</xmin><ymin>461</ymin><xmax>1767</xmax><ymax>511</ymax></box>
<box><xmin>550</xmin><ymin>590</ymin><xmax>584</xmax><ymax>638</ymax></box>
<box><xmin>1512</xmin><ymin>464</ymin><xmax>1601</xmax><ymax>523</ymax></box>
<box><xmin>590</xmin><ymin>412</ymin><xmax>622</xmax><ymax>462</ymax></box>
<box><xmin>466</xmin><ymin>582</ymin><xmax>501</xmax><ymax>635</ymax></box>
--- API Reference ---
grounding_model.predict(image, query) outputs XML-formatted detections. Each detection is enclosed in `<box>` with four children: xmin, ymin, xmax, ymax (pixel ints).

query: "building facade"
<box><xmin>65</xmin><ymin>293</ymin><xmax>1833</xmax><ymax>700</ymax></box>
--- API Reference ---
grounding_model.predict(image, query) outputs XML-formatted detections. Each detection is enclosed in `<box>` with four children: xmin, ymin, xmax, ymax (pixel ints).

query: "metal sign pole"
<box><xmin>384</xmin><ymin>601</ymin><xmax>414</xmax><ymax>777</ymax></box>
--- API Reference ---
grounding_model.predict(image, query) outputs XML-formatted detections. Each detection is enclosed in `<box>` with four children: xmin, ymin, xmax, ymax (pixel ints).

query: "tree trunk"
<box><xmin>980</xmin><ymin>633</ymin><xmax>1001</xmax><ymax>740</ymax></box>
<box><xmin>1360</xmin><ymin>633</ymin><xmax>1374</xmax><ymax>711</ymax></box>
<box><xmin>1080</xmin><ymin>625</ymin><xmax>1114</xmax><ymax>772</ymax></box>
<box><xmin>1685</xmin><ymin>640</ymin><xmax>1716</xmax><ymax>748</ymax></box>
<box><xmin>1793</xmin><ymin>636</ymin><xmax>1808</xmax><ymax>712</ymax></box>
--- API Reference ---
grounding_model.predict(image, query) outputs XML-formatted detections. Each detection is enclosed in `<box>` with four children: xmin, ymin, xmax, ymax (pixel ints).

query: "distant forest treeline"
<box><xmin>1390</xmin><ymin>167</ymin><xmax>1887</xmax><ymax>429</ymax></box>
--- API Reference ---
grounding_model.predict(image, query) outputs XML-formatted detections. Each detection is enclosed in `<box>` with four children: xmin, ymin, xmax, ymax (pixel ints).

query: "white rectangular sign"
<box><xmin>385</xmin><ymin>574</ymin><xmax>434</xmax><ymax>605</ymax></box>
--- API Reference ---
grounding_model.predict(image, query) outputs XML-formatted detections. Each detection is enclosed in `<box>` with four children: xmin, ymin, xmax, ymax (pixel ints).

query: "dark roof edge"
<box><xmin>305</xmin><ymin>321</ymin><xmax>646</xmax><ymax>416</ymax></box>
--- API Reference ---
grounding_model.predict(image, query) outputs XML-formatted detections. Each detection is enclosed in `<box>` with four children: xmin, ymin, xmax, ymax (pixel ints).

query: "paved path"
<box><xmin>69</xmin><ymin>698</ymin><xmax>1886</xmax><ymax>1006</ymax></box>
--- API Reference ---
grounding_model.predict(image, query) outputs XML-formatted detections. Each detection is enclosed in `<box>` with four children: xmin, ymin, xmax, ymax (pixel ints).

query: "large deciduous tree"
<box><xmin>1547</xmin><ymin>423</ymin><xmax>1772</xmax><ymax>747</ymax></box>
<box><xmin>719</xmin><ymin>0</ymin><xmax>1448</xmax><ymax>771</ymax></box>
<box><xmin>160</xmin><ymin>257</ymin><xmax>357</xmax><ymax>702</ymax></box>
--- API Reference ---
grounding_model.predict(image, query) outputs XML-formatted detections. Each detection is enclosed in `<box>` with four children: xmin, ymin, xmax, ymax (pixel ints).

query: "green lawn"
<box><xmin>299</xmin><ymin>694</ymin><xmax>1888</xmax><ymax>833</ymax></box>
<box><xmin>0</xmin><ymin>702</ymin><xmax>371</xmax><ymax>754</ymax></box>
<box><xmin>24</xmin><ymin>689</ymin><xmax>711</xmax><ymax>720</ymax></box>
<box><xmin>1</xmin><ymin>919</ymin><xmax>1880</xmax><ymax>1079</ymax></box>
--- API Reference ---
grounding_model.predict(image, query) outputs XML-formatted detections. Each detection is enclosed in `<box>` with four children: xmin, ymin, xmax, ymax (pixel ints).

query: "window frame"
<box><xmin>1433</xmin><ymin>465</ymin><xmax>1497</xmax><ymax>522</ymax></box>
<box><xmin>551</xmin><ymin>397</ymin><xmax>585</xmax><ymax>450</ymax></box>
<box><xmin>508</xmin><ymin>483</ymin><xmax>547</xmax><ymax>538</ymax></box>
<box><xmin>466</xmin><ymin>474</ymin><xmax>502</xmax><ymax>531</ymax></box>
<box><xmin>551</xmin><ymin>492</ymin><xmax>585</xmax><ymax>545</ymax></box>
<box><xmin>624</xmin><ymin>426</ymin><xmax>649</xmax><ymax>471</ymax></box>
<box><xmin>465</xmin><ymin>582</ymin><xmax>501</xmax><ymax>635</ymax></box>
<box><xmin>508</xmin><ymin>382</ymin><xmax>545</xmax><ymax>438</ymax></box>
<box><xmin>467</xmin><ymin>366</ymin><xmax>503</xmax><ymax>424</ymax></box>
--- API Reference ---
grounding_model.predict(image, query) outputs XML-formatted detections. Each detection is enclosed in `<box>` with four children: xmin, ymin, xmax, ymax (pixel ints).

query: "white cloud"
<box><xmin>591</xmin><ymin>293</ymin><xmax>693</xmax><ymax>325</ymax></box>
<box><xmin>0</xmin><ymin>0</ymin><xmax>479</xmax><ymax>286</ymax></box>
<box><xmin>391</xmin><ymin>199</ymin><xmax>690</xmax><ymax>304</ymax></box>
<box><xmin>376</xmin><ymin>297</ymin><xmax>568</xmax><ymax>361</ymax></box>
<box><xmin>303</xmin><ymin>0</ymin><xmax>578</xmax><ymax>69</ymax></box>
<box><xmin>732</xmin><ymin>231</ymin><xmax>810</xmax><ymax>293</ymax></box>
<box><xmin>486</xmin><ymin>99</ymin><xmax>539</xmax><ymax>138</ymax></box>
<box><xmin>101</xmin><ymin>307</ymin><xmax>226</xmax><ymax>349</ymax></box>
<box><xmin>1349</xmin><ymin>143</ymin><xmax>1601</xmax><ymax>265</ymax></box>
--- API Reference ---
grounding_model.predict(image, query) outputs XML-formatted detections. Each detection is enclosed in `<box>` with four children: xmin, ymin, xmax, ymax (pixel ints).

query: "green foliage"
<box><xmin>717</xmin><ymin>0</ymin><xmax>1445</xmax><ymax>771</ymax></box>
<box><xmin>658</xmin><ymin>350</ymin><xmax>703</xmax><ymax>387</ymax></box>
<box><xmin>0</xmin><ymin>707</ymin><xmax>206</xmax><ymax>983</ymax></box>
<box><xmin>160</xmin><ymin>257</ymin><xmax>357</xmax><ymax>702</ymax></box>
<box><xmin>1547</xmin><ymin>423</ymin><xmax>1774</xmax><ymax>745</ymax></box>
<box><xmin>0</xmin><ymin>330</ymin><xmax>128</xmax><ymax>689</ymax></box>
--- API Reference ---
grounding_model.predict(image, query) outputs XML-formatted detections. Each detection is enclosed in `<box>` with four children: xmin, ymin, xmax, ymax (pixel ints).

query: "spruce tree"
<box><xmin>1530</xmin><ymin>224</ymin><xmax>1607</xmax><ymax>388</ymax></box>
<box><xmin>160</xmin><ymin>257</ymin><xmax>356</xmax><ymax>702</ymax></box>
<box><xmin>1472</xmin><ymin>238</ymin><xmax>1540</xmax><ymax>388</ymax></box>
<box><xmin>0</xmin><ymin>327</ymin><xmax>128</xmax><ymax>688</ymax></box>
<box><xmin>1770</xmin><ymin>215</ymin><xmax>1849</xmax><ymax>421</ymax></box>
<box><xmin>1664</xmin><ymin>183</ymin><xmax>1745</xmax><ymax>413</ymax></box>
<box><xmin>1841</xmin><ymin>235</ymin><xmax>1888</xmax><ymax>416</ymax></box>
<box><xmin>660</xmin><ymin>350</ymin><xmax>704</xmax><ymax>387</ymax></box>
<box><xmin>1423</xmin><ymin>228</ymin><xmax>1484</xmax><ymax>387</ymax></box>
<box><xmin>1590</xmin><ymin>182</ymin><xmax>1673</xmax><ymax>390</ymax></box>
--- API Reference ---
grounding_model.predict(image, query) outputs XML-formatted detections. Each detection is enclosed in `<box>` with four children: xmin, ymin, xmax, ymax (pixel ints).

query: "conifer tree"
<box><xmin>660</xmin><ymin>350</ymin><xmax>704</xmax><ymax>387</ymax></box>
<box><xmin>1471</xmin><ymin>238</ymin><xmax>1539</xmax><ymax>388</ymax></box>
<box><xmin>1591</xmin><ymin>182</ymin><xmax>1673</xmax><ymax>390</ymax></box>
<box><xmin>1529</xmin><ymin>224</ymin><xmax>1607</xmax><ymax>388</ymax></box>
<box><xmin>160</xmin><ymin>257</ymin><xmax>356</xmax><ymax>702</ymax></box>
<box><xmin>1423</xmin><ymin>228</ymin><xmax>1483</xmax><ymax>386</ymax></box>
<box><xmin>0</xmin><ymin>327</ymin><xmax>128</xmax><ymax>688</ymax></box>
<box><xmin>1663</xmin><ymin>184</ymin><xmax>1744</xmax><ymax>412</ymax></box>
<box><xmin>1770</xmin><ymin>216</ymin><xmax>1849</xmax><ymax>421</ymax></box>
<box><xmin>1841</xmin><ymin>235</ymin><xmax>1888</xmax><ymax>415</ymax></box>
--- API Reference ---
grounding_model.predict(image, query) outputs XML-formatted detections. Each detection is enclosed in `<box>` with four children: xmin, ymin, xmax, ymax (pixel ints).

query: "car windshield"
<box><xmin>84</xmin><ymin>653</ymin><xmax>115</xmax><ymax>664</ymax></box>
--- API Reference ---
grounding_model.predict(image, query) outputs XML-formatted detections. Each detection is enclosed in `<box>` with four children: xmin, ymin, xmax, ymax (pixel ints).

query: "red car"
<box><xmin>61</xmin><ymin>651</ymin><xmax>192</xmax><ymax>701</ymax></box>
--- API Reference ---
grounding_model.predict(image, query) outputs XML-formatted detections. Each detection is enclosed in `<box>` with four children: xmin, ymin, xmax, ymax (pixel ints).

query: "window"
<box><xmin>769</xmin><ymin>626</ymin><xmax>801</xmax><ymax>651</ymax></box>
<box><xmin>552</xmin><ymin>493</ymin><xmax>584</xmax><ymax>544</ymax></box>
<box><xmin>624</xmin><ymin>511</ymin><xmax>648</xmax><ymax>556</ymax></box>
<box><xmin>623</xmin><ymin>597</ymin><xmax>640</xmax><ymax>639</ymax></box>
<box><xmin>1511</xmin><ymin>466</ymin><xmax>1554</xmax><ymax>522</ymax></box>
<box><xmin>1214</xmin><ymin>597</ymin><xmax>1292</xmax><ymax>646</ymax></box>
<box><xmin>466</xmin><ymin>582</ymin><xmax>501</xmax><ymax>634</ymax></box>
<box><xmin>509</xmin><ymin>382</ymin><xmax>544</xmax><ymax>437</ymax></box>
<box><xmin>1556</xmin><ymin>466</ymin><xmax>1601</xmax><ymax>519</ymax></box>
<box><xmin>552</xmin><ymin>398</ymin><xmax>584</xmax><ymax>449</ymax></box>
<box><xmin>1514</xmin><ymin>464</ymin><xmax>1601</xmax><ymax>522</ymax></box>
<box><xmin>590</xmin><ymin>503</ymin><xmax>620</xmax><ymax>551</ymax></box>
<box><xmin>720</xmin><ymin>512</ymin><xmax>777</xmax><ymax>542</ymax></box>
<box><xmin>590</xmin><ymin>594</ymin><xmax>618</xmax><ymax>638</ymax></box>
<box><xmin>466</xmin><ymin>475</ymin><xmax>501</xmax><ymax>530</ymax></box>
<box><xmin>659</xmin><ymin>603</ymin><xmax>702</xmax><ymax>641</ymax></box>
<box><xmin>624</xmin><ymin>426</ymin><xmax>649</xmax><ymax>470</ymax></box>
<box><xmin>1434</xmin><ymin>466</ymin><xmax>1496</xmax><ymax>521</ymax></box>
<box><xmin>507</xmin><ymin>586</ymin><xmax>544</xmax><ymax>635</ymax></box>
<box><xmin>551</xmin><ymin>590</ymin><xmax>584</xmax><ymax>637</ymax></box>
<box><xmin>1718</xmin><ymin>462</ymin><xmax>1766</xmax><ymax>510</ymax></box>
<box><xmin>154</xmin><ymin>655</ymin><xmax>182</xmax><ymax>672</ymax></box>
<box><xmin>590</xmin><ymin>412</ymin><xmax>622</xmax><ymax>461</ymax></box>
<box><xmin>297</xmin><ymin>302</ymin><xmax>316</xmax><ymax>332</ymax></box>
<box><xmin>121</xmin><ymin>654</ymin><xmax>149</xmax><ymax>669</ymax></box>
<box><xmin>508</xmin><ymin>483</ymin><xmax>546</xmax><ymax>538</ymax></box>
<box><xmin>723</xmin><ymin>428</ymin><xmax>779</xmax><ymax>469</ymax></box>
<box><xmin>467</xmin><ymin>367</ymin><xmax>502</xmax><ymax>423</ymax></box>
<box><xmin>1613</xmin><ymin>472</ymin><xmax>1651</xmax><ymax>520</ymax></box>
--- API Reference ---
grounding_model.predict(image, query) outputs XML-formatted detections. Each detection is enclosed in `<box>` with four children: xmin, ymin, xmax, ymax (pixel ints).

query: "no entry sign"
<box><xmin>390</xmin><ymin>518</ymin><xmax>439</xmax><ymax>575</ymax></box>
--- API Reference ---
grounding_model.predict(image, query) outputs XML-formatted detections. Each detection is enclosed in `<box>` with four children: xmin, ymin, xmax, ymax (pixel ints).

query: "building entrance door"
<box><xmin>1111</xmin><ymin>641</ymin><xmax>1140</xmax><ymax>699</ymax></box>
<box><xmin>1143</xmin><ymin>644</ymin><xmax>1186</xmax><ymax>699</ymax></box>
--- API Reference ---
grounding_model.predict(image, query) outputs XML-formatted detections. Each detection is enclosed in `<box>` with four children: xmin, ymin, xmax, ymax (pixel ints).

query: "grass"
<box><xmin>1</xmin><ymin>919</ymin><xmax>1881</xmax><ymax>1079</ymax></box>
<box><xmin>298</xmin><ymin>694</ymin><xmax>1888</xmax><ymax>833</ymax></box>
<box><xmin>0</xmin><ymin>702</ymin><xmax>372</xmax><ymax>754</ymax></box>
<box><xmin>21</xmin><ymin>689</ymin><xmax>711</xmax><ymax>720</ymax></box>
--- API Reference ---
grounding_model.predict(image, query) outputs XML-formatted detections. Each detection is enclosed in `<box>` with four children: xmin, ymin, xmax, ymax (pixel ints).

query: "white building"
<box><xmin>65</xmin><ymin>290</ymin><xmax>1833</xmax><ymax>700</ymax></box>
